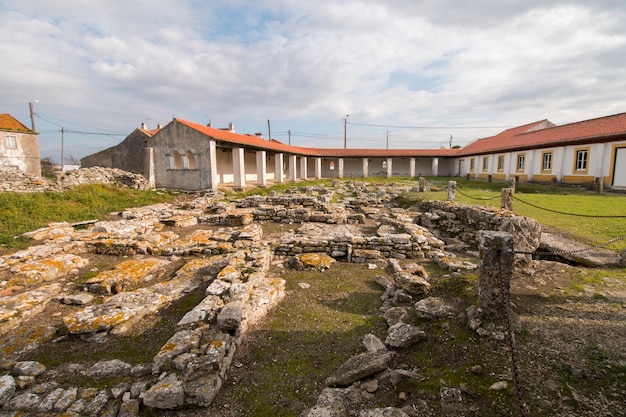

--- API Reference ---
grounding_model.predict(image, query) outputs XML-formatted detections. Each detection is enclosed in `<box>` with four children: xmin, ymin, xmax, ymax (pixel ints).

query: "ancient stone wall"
<box><xmin>0</xmin><ymin>167</ymin><xmax>151</xmax><ymax>193</ymax></box>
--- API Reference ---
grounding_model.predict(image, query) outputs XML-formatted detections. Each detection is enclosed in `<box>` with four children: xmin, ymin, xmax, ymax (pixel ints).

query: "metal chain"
<box><xmin>497</xmin><ymin>254</ymin><xmax>528</xmax><ymax>417</ymax></box>
<box><xmin>456</xmin><ymin>188</ymin><xmax>502</xmax><ymax>201</ymax></box>
<box><xmin>515</xmin><ymin>233</ymin><xmax>626</xmax><ymax>256</ymax></box>
<box><xmin>513</xmin><ymin>195</ymin><xmax>626</xmax><ymax>218</ymax></box>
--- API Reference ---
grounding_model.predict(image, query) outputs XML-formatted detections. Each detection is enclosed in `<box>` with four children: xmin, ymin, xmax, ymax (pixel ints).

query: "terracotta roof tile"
<box><xmin>175</xmin><ymin>118</ymin><xmax>458</xmax><ymax>158</ymax></box>
<box><xmin>0</xmin><ymin>114</ymin><xmax>33</xmax><ymax>133</ymax></box>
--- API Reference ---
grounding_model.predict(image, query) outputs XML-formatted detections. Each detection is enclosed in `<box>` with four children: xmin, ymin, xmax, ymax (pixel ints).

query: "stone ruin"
<box><xmin>0</xmin><ymin>179</ymin><xmax>546</xmax><ymax>415</ymax></box>
<box><xmin>0</xmin><ymin>167</ymin><xmax>151</xmax><ymax>193</ymax></box>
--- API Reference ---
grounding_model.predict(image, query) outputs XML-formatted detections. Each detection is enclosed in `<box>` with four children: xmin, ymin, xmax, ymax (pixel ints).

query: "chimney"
<box><xmin>207</xmin><ymin>121</ymin><xmax>213</xmax><ymax>128</ymax></box>
<box><xmin>255</xmin><ymin>132</ymin><xmax>263</xmax><ymax>137</ymax></box>
<box><xmin>141</xmin><ymin>122</ymin><xmax>147</xmax><ymax>130</ymax></box>
<box><xmin>157</xmin><ymin>123</ymin><xmax>162</xmax><ymax>129</ymax></box>
<box><xmin>228</xmin><ymin>122</ymin><xmax>235</xmax><ymax>132</ymax></box>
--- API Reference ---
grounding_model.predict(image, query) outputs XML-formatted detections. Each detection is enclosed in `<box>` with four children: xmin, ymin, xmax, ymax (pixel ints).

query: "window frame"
<box><xmin>516</xmin><ymin>153</ymin><xmax>526</xmax><ymax>172</ymax></box>
<box><xmin>482</xmin><ymin>156</ymin><xmax>489</xmax><ymax>172</ymax></box>
<box><xmin>497</xmin><ymin>155</ymin><xmax>505</xmax><ymax>172</ymax></box>
<box><xmin>5</xmin><ymin>135</ymin><xmax>17</xmax><ymax>149</ymax></box>
<box><xmin>469</xmin><ymin>158</ymin><xmax>475</xmax><ymax>172</ymax></box>
<box><xmin>573</xmin><ymin>147</ymin><xmax>590</xmax><ymax>174</ymax></box>
<box><xmin>541</xmin><ymin>151</ymin><xmax>553</xmax><ymax>172</ymax></box>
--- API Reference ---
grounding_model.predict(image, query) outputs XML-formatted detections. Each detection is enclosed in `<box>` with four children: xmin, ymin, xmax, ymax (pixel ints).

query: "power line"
<box><xmin>348</xmin><ymin>122</ymin><xmax>513</xmax><ymax>129</ymax></box>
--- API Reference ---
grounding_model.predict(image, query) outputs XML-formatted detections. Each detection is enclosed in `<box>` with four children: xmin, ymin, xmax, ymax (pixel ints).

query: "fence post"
<box><xmin>477</xmin><ymin>231</ymin><xmax>514</xmax><ymax>320</ymax></box>
<box><xmin>511</xmin><ymin>177</ymin><xmax>517</xmax><ymax>192</ymax></box>
<box><xmin>418</xmin><ymin>176</ymin><xmax>426</xmax><ymax>192</ymax></box>
<box><xmin>501</xmin><ymin>187</ymin><xmax>514</xmax><ymax>210</ymax></box>
<box><xmin>447</xmin><ymin>181</ymin><xmax>456</xmax><ymax>201</ymax></box>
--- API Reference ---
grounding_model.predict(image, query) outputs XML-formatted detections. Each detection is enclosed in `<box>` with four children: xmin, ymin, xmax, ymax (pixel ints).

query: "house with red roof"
<box><xmin>81</xmin><ymin>111</ymin><xmax>626</xmax><ymax>190</ymax></box>
<box><xmin>0</xmin><ymin>114</ymin><xmax>41</xmax><ymax>177</ymax></box>
<box><xmin>456</xmin><ymin>112</ymin><xmax>626</xmax><ymax>188</ymax></box>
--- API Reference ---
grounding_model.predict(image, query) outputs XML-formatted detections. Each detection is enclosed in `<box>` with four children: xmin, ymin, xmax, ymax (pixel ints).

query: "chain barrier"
<box><xmin>498</xmin><ymin>253</ymin><xmax>528</xmax><ymax>417</ymax></box>
<box><xmin>456</xmin><ymin>188</ymin><xmax>502</xmax><ymax>201</ymax></box>
<box><xmin>513</xmin><ymin>195</ymin><xmax>626</xmax><ymax>218</ymax></box>
<box><xmin>515</xmin><ymin>233</ymin><xmax>626</xmax><ymax>257</ymax></box>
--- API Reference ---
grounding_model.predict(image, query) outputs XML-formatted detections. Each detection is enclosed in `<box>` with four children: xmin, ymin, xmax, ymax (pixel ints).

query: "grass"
<box><xmin>400</xmin><ymin>177</ymin><xmax>626</xmax><ymax>251</ymax></box>
<box><xmin>226</xmin><ymin>263</ymin><xmax>388</xmax><ymax>417</ymax></box>
<box><xmin>0</xmin><ymin>184</ymin><xmax>175</xmax><ymax>248</ymax></box>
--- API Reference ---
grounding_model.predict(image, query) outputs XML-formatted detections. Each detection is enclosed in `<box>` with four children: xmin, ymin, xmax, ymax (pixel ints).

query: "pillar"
<box><xmin>315</xmin><ymin>158</ymin><xmax>322</xmax><ymax>179</ymax></box>
<box><xmin>338</xmin><ymin>158</ymin><xmax>344</xmax><ymax>179</ymax></box>
<box><xmin>233</xmin><ymin>147</ymin><xmax>245</xmax><ymax>189</ymax></box>
<box><xmin>386</xmin><ymin>158</ymin><xmax>393</xmax><ymax>178</ymax></box>
<box><xmin>144</xmin><ymin>147</ymin><xmax>155</xmax><ymax>188</ymax></box>
<box><xmin>432</xmin><ymin>157</ymin><xmax>439</xmax><ymax>176</ymax></box>
<box><xmin>477</xmin><ymin>231</ymin><xmax>514</xmax><ymax>320</ymax></box>
<box><xmin>275</xmin><ymin>153</ymin><xmax>284</xmax><ymax>184</ymax></box>
<box><xmin>501</xmin><ymin>187</ymin><xmax>514</xmax><ymax>210</ymax></box>
<box><xmin>208</xmin><ymin>140</ymin><xmax>219</xmax><ymax>189</ymax></box>
<box><xmin>300</xmin><ymin>156</ymin><xmax>307</xmax><ymax>180</ymax></box>
<box><xmin>447</xmin><ymin>181</ymin><xmax>456</xmax><ymax>201</ymax></box>
<box><xmin>362</xmin><ymin>158</ymin><xmax>369</xmax><ymax>178</ymax></box>
<box><xmin>256</xmin><ymin>150</ymin><xmax>267</xmax><ymax>186</ymax></box>
<box><xmin>289</xmin><ymin>154</ymin><xmax>297</xmax><ymax>182</ymax></box>
<box><xmin>410</xmin><ymin>158</ymin><xmax>416</xmax><ymax>178</ymax></box>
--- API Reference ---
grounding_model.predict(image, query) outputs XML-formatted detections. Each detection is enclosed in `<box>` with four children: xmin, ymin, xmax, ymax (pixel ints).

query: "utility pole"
<box><xmin>288</xmin><ymin>129</ymin><xmax>291</xmax><ymax>145</ymax></box>
<box><xmin>267</xmin><ymin>120</ymin><xmax>271</xmax><ymax>140</ymax></box>
<box><xmin>386</xmin><ymin>130</ymin><xmax>389</xmax><ymax>149</ymax></box>
<box><xmin>29</xmin><ymin>101</ymin><xmax>37</xmax><ymax>132</ymax></box>
<box><xmin>61</xmin><ymin>127</ymin><xmax>65</xmax><ymax>171</ymax></box>
<box><xmin>343</xmin><ymin>114</ymin><xmax>349</xmax><ymax>148</ymax></box>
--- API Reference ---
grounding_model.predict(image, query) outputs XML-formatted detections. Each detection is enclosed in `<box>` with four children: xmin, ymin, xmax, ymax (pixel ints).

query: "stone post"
<box><xmin>595</xmin><ymin>177</ymin><xmax>604</xmax><ymax>194</ymax></box>
<box><xmin>447</xmin><ymin>181</ymin><xmax>456</xmax><ymax>201</ymax></box>
<box><xmin>510</xmin><ymin>177</ymin><xmax>517</xmax><ymax>192</ymax></box>
<box><xmin>501</xmin><ymin>187</ymin><xmax>514</xmax><ymax>210</ymax></box>
<box><xmin>418</xmin><ymin>176</ymin><xmax>426</xmax><ymax>192</ymax></box>
<box><xmin>477</xmin><ymin>231</ymin><xmax>514</xmax><ymax>320</ymax></box>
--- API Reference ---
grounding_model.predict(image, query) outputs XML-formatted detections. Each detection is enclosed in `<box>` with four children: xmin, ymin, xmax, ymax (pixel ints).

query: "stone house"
<box><xmin>0</xmin><ymin>114</ymin><xmax>41</xmax><ymax>177</ymax></box>
<box><xmin>82</xmin><ymin>111</ymin><xmax>626</xmax><ymax>191</ymax></box>
<box><xmin>80</xmin><ymin>123</ymin><xmax>159</xmax><ymax>175</ymax></box>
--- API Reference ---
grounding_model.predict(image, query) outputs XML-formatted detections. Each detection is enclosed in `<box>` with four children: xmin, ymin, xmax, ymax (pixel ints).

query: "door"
<box><xmin>613</xmin><ymin>147</ymin><xmax>626</xmax><ymax>187</ymax></box>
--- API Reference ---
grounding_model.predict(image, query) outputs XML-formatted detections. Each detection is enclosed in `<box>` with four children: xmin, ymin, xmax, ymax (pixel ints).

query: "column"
<box><xmin>233</xmin><ymin>147</ymin><xmax>245</xmax><ymax>189</ymax></box>
<box><xmin>256</xmin><ymin>150</ymin><xmax>267</xmax><ymax>186</ymax></box>
<box><xmin>315</xmin><ymin>158</ymin><xmax>322</xmax><ymax>179</ymax></box>
<box><xmin>386</xmin><ymin>158</ymin><xmax>393</xmax><ymax>178</ymax></box>
<box><xmin>338</xmin><ymin>158</ymin><xmax>344</xmax><ymax>178</ymax></box>
<box><xmin>208</xmin><ymin>140</ymin><xmax>219</xmax><ymax>189</ymax></box>
<box><xmin>410</xmin><ymin>158</ymin><xmax>416</xmax><ymax>178</ymax></box>
<box><xmin>275</xmin><ymin>153</ymin><xmax>284</xmax><ymax>184</ymax></box>
<box><xmin>362</xmin><ymin>158</ymin><xmax>369</xmax><ymax>178</ymax></box>
<box><xmin>144</xmin><ymin>147</ymin><xmax>155</xmax><ymax>188</ymax></box>
<box><xmin>289</xmin><ymin>154</ymin><xmax>297</xmax><ymax>182</ymax></box>
<box><xmin>432</xmin><ymin>157</ymin><xmax>439</xmax><ymax>176</ymax></box>
<box><xmin>300</xmin><ymin>156</ymin><xmax>307</xmax><ymax>180</ymax></box>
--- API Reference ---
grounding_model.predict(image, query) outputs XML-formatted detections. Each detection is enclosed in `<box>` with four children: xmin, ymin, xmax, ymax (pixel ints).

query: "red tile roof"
<box><xmin>175</xmin><ymin>118</ymin><xmax>459</xmax><ymax>158</ymax></box>
<box><xmin>458</xmin><ymin>112</ymin><xmax>626</xmax><ymax>156</ymax></box>
<box><xmin>0</xmin><ymin>114</ymin><xmax>34</xmax><ymax>133</ymax></box>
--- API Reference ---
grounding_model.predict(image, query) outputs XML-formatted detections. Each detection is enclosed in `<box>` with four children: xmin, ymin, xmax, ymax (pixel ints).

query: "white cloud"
<box><xmin>1</xmin><ymin>0</ymin><xmax>625</xmax><ymax>159</ymax></box>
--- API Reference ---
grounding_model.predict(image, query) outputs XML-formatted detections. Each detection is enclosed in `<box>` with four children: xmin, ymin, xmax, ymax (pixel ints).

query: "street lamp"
<box><xmin>343</xmin><ymin>114</ymin><xmax>349</xmax><ymax>149</ymax></box>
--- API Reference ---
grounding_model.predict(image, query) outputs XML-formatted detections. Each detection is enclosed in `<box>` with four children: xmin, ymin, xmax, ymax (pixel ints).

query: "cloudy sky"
<box><xmin>1</xmin><ymin>1</ymin><xmax>625</xmax><ymax>162</ymax></box>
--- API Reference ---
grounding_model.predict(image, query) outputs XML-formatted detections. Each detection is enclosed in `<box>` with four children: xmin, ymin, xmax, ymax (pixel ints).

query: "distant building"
<box><xmin>81</xmin><ymin>112</ymin><xmax>626</xmax><ymax>191</ymax></box>
<box><xmin>0</xmin><ymin>114</ymin><xmax>41</xmax><ymax>176</ymax></box>
<box><xmin>80</xmin><ymin>122</ymin><xmax>160</xmax><ymax>174</ymax></box>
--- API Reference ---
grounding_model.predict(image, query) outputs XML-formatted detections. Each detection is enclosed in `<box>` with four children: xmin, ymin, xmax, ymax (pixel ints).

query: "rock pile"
<box><xmin>0</xmin><ymin>167</ymin><xmax>151</xmax><ymax>193</ymax></box>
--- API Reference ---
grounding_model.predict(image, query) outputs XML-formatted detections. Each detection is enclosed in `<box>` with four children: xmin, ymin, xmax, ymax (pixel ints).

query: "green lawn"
<box><xmin>0</xmin><ymin>184</ymin><xmax>175</xmax><ymax>248</ymax></box>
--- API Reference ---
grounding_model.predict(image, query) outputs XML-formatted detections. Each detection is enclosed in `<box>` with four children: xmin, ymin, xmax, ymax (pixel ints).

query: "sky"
<box><xmin>1</xmin><ymin>1</ymin><xmax>626</xmax><ymax>163</ymax></box>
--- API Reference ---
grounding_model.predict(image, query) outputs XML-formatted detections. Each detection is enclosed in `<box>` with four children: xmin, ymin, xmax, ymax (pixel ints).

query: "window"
<box><xmin>575</xmin><ymin>148</ymin><xmax>589</xmax><ymax>172</ymax></box>
<box><xmin>516</xmin><ymin>153</ymin><xmax>525</xmax><ymax>171</ymax></box>
<box><xmin>542</xmin><ymin>152</ymin><xmax>552</xmax><ymax>172</ymax></box>
<box><xmin>469</xmin><ymin>158</ymin><xmax>475</xmax><ymax>172</ymax></box>
<box><xmin>172</xmin><ymin>150</ymin><xmax>183</xmax><ymax>170</ymax></box>
<box><xmin>186</xmin><ymin>151</ymin><xmax>196</xmax><ymax>169</ymax></box>
<box><xmin>482</xmin><ymin>157</ymin><xmax>488</xmax><ymax>172</ymax></box>
<box><xmin>497</xmin><ymin>155</ymin><xmax>505</xmax><ymax>172</ymax></box>
<box><xmin>5</xmin><ymin>135</ymin><xmax>17</xmax><ymax>149</ymax></box>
